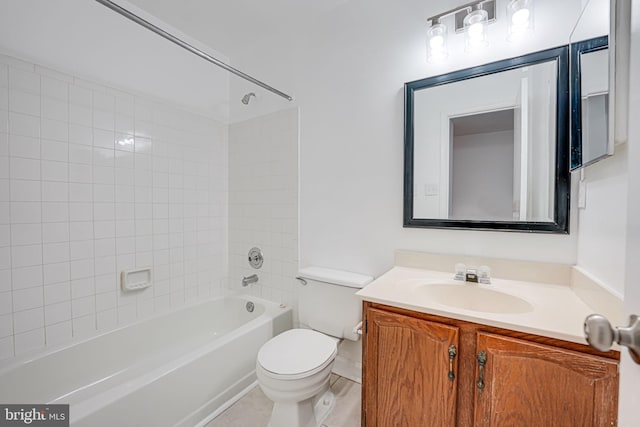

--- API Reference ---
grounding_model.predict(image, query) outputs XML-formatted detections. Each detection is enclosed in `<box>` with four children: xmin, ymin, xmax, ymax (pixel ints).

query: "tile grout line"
<box><xmin>68</xmin><ymin>78</ymin><xmax>75</xmax><ymax>339</ymax></box>
<box><xmin>7</xmin><ymin>66</ymin><xmax>14</xmax><ymax>358</ymax></box>
<box><xmin>102</xmin><ymin>89</ymin><xmax>112</xmax><ymax>331</ymax></box>
<box><xmin>37</xmin><ymin>67</ymin><xmax>46</xmax><ymax>348</ymax></box>
<box><xmin>59</xmin><ymin>75</ymin><xmax>71</xmax><ymax>345</ymax></box>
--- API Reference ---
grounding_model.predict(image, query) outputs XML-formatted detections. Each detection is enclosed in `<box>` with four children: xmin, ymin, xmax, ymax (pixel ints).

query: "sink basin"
<box><xmin>418</xmin><ymin>283</ymin><xmax>534</xmax><ymax>314</ymax></box>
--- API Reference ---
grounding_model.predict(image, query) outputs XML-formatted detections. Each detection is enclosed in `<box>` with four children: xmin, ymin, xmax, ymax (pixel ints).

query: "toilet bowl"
<box><xmin>256</xmin><ymin>329</ymin><xmax>338</xmax><ymax>427</ymax></box>
<box><xmin>255</xmin><ymin>267</ymin><xmax>373</xmax><ymax>427</ymax></box>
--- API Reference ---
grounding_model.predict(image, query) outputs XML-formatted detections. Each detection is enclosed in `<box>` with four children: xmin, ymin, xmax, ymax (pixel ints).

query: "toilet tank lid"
<box><xmin>297</xmin><ymin>266</ymin><xmax>373</xmax><ymax>289</ymax></box>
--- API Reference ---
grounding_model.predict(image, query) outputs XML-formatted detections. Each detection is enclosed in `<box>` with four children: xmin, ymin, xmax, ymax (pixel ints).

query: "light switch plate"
<box><xmin>578</xmin><ymin>180</ymin><xmax>587</xmax><ymax>209</ymax></box>
<box><xmin>424</xmin><ymin>183</ymin><xmax>439</xmax><ymax>196</ymax></box>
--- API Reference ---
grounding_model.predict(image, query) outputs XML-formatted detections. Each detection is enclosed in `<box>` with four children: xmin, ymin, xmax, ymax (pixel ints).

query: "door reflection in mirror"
<box><xmin>412</xmin><ymin>60</ymin><xmax>556</xmax><ymax>223</ymax></box>
<box><xmin>449</xmin><ymin>110</ymin><xmax>514</xmax><ymax>221</ymax></box>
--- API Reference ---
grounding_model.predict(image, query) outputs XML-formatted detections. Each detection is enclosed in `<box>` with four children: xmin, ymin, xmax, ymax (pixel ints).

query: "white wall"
<box><xmin>575</xmin><ymin>146</ymin><xmax>627</xmax><ymax>296</ymax></box>
<box><xmin>0</xmin><ymin>53</ymin><xmax>228</xmax><ymax>361</ymax></box>
<box><xmin>228</xmin><ymin>108</ymin><xmax>299</xmax><ymax>315</ymax></box>
<box><xmin>571</xmin><ymin>0</ymin><xmax>609</xmax><ymax>43</ymax></box>
<box><xmin>229</xmin><ymin>0</ymin><xmax>584</xmax><ymax>277</ymax></box>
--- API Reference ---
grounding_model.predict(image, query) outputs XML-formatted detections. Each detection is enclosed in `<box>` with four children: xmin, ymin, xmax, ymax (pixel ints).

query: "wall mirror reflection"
<box><xmin>569</xmin><ymin>0</ymin><xmax>631</xmax><ymax>170</ymax></box>
<box><xmin>404</xmin><ymin>46</ymin><xmax>570</xmax><ymax>233</ymax></box>
<box><xmin>570</xmin><ymin>36</ymin><xmax>609</xmax><ymax>169</ymax></box>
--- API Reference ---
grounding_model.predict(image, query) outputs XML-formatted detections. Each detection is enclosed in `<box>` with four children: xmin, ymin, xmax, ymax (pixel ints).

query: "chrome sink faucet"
<box><xmin>454</xmin><ymin>263</ymin><xmax>491</xmax><ymax>284</ymax></box>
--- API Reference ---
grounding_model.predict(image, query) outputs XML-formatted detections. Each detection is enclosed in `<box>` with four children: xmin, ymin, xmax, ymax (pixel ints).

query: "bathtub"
<box><xmin>0</xmin><ymin>295</ymin><xmax>292</xmax><ymax>427</ymax></box>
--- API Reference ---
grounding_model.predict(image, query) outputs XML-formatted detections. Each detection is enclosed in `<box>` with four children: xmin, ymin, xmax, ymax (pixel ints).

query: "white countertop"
<box><xmin>356</xmin><ymin>266</ymin><xmax>596</xmax><ymax>345</ymax></box>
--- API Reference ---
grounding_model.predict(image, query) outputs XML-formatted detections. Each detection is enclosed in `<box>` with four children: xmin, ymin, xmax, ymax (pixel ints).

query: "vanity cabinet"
<box><xmin>364</xmin><ymin>307</ymin><xmax>459</xmax><ymax>426</ymax></box>
<box><xmin>362</xmin><ymin>302</ymin><xmax>619</xmax><ymax>427</ymax></box>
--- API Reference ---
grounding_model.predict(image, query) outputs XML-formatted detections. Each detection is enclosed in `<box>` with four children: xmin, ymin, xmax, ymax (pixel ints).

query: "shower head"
<box><xmin>241</xmin><ymin>92</ymin><xmax>256</xmax><ymax>105</ymax></box>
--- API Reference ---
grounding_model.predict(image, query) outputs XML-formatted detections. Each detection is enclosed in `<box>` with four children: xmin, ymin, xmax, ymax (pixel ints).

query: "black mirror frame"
<box><xmin>403</xmin><ymin>45</ymin><xmax>570</xmax><ymax>234</ymax></box>
<box><xmin>570</xmin><ymin>36</ymin><xmax>609</xmax><ymax>170</ymax></box>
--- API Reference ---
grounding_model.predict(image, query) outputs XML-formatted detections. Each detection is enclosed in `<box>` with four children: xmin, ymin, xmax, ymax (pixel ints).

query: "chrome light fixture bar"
<box><xmin>94</xmin><ymin>0</ymin><xmax>294</xmax><ymax>102</ymax></box>
<box><xmin>426</xmin><ymin>0</ymin><xmax>534</xmax><ymax>62</ymax></box>
<box><xmin>427</xmin><ymin>0</ymin><xmax>496</xmax><ymax>33</ymax></box>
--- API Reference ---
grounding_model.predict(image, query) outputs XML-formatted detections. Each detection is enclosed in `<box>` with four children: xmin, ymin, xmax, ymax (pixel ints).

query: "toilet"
<box><xmin>256</xmin><ymin>266</ymin><xmax>373</xmax><ymax>427</ymax></box>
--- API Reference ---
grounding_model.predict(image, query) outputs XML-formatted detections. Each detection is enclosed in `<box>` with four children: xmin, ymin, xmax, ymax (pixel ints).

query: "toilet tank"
<box><xmin>297</xmin><ymin>266</ymin><xmax>373</xmax><ymax>341</ymax></box>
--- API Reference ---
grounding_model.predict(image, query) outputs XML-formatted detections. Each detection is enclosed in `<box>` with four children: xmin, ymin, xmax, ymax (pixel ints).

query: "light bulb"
<box><xmin>468</xmin><ymin>22</ymin><xmax>485</xmax><ymax>41</ymax></box>
<box><xmin>511</xmin><ymin>8</ymin><xmax>530</xmax><ymax>28</ymax></box>
<box><xmin>429</xmin><ymin>35</ymin><xmax>444</xmax><ymax>50</ymax></box>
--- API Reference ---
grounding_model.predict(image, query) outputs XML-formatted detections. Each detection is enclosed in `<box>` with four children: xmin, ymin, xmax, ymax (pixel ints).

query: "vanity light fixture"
<box><xmin>426</xmin><ymin>0</ymin><xmax>534</xmax><ymax>62</ymax></box>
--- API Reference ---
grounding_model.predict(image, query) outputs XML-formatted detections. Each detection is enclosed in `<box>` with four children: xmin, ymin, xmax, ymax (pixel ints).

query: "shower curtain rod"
<box><xmin>94</xmin><ymin>0</ymin><xmax>294</xmax><ymax>101</ymax></box>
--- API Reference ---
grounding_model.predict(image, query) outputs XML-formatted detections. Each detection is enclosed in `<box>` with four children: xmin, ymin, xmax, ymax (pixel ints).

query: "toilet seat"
<box><xmin>257</xmin><ymin>329</ymin><xmax>337</xmax><ymax>380</ymax></box>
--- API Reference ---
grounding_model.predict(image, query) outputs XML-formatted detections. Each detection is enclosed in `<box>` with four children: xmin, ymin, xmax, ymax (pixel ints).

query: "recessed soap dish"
<box><xmin>121</xmin><ymin>267</ymin><xmax>152</xmax><ymax>291</ymax></box>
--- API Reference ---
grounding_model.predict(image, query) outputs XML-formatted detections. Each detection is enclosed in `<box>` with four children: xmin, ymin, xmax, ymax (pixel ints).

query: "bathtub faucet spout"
<box><xmin>242</xmin><ymin>274</ymin><xmax>259</xmax><ymax>287</ymax></box>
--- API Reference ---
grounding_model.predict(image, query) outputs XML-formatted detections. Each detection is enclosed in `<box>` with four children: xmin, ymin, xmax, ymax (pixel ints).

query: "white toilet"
<box><xmin>256</xmin><ymin>267</ymin><xmax>373</xmax><ymax>427</ymax></box>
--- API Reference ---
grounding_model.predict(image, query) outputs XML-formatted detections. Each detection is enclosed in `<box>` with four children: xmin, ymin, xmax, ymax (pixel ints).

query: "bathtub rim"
<box><xmin>0</xmin><ymin>293</ymin><xmax>287</xmax><ymax>374</ymax></box>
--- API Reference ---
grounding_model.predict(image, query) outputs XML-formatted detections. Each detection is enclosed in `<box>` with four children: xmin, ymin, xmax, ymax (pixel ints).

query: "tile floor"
<box><xmin>205</xmin><ymin>375</ymin><xmax>361</xmax><ymax>427</ymax></box>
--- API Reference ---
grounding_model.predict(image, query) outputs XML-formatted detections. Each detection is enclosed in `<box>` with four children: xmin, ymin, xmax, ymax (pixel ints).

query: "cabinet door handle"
<box><xmin>477</xmin><ymin>351</ymin><xmax>487</xmax><ymax>390</ymax></box>
<box><xmin>448</xmin><ymin>344</ymin><xmax>457</xmax><ymax>381</ymax></box>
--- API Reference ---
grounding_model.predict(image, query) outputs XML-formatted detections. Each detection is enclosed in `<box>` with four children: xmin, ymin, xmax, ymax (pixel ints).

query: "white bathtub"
<box><xmin>0</xmin><ymin>295</ymin><xmax>292</xmax><ymax>427</ymax></box>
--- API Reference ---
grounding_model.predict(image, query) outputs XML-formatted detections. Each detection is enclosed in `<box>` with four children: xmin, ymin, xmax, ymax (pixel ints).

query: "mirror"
<box><xmin>404</xmin><ymin>46</ymin><xmax>569</xmax><ymax>233</ymax></box>
<box><xmin>570</xmin><ymin>36</ymin><xmax>609</xmax><ymax>169</ymax></box>
<box><xmin>569</xmin><ymin>0</ymin><xmax>632</xmax><ymax>170</ymax></box>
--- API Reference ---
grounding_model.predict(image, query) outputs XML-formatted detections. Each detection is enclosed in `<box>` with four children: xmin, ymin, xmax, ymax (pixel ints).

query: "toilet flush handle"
<box><xmin>353</xmin><ymin>321</ymin><xmax>363</xmax><ymax>336</ymax></box>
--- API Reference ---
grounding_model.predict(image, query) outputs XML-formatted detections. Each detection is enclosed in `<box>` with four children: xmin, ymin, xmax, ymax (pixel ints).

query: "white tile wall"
<box><xmin>0</xmin><ymin>54</ymin><xmax>228</xmax><ymax>361</ymax></box>
<box><xmin>228</xmin><ymin>108</ymin><xmax>299</xmax><ymax>316</ymax></box>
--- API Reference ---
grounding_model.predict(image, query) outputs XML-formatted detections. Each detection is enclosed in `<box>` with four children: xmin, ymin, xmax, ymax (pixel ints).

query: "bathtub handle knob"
<box><xmin>248</xmin><ymin>247</ymin><xmax>264</xmax><ymax>269</ymax></box>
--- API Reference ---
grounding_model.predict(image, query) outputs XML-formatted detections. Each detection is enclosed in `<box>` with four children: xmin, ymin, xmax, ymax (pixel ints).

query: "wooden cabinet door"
<box><xmin>474</xmin><ymin>332</ymin><xmax>619</xmax><ymax>427</ymax></box>
<box><xmin>364</xmin><ymin>308</ymin><xmax>460</xmax><ymax>427</ymax></box>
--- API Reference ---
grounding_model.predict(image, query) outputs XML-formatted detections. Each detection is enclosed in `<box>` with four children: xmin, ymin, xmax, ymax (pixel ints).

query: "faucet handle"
<box><xmin>454</xmin><ymin>263</ymin><xmax>466</xmax><ymax>281</ymax></box>
<box><xmin>478</xmin><ymin>265</ymin><xmax>491</xmax><ymax>284</ymax></box>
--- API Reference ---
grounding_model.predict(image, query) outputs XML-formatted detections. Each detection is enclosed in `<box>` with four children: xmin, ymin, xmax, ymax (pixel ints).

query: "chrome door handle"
<box><xmin>584</xmin><ymin>314</ymin><xmax>640</xmax><ymax>364</ymax></box>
